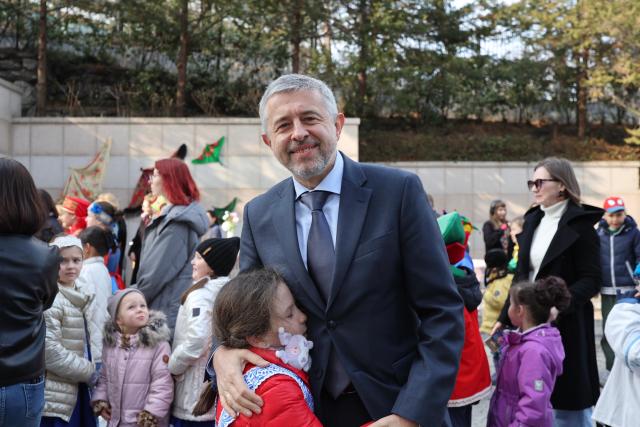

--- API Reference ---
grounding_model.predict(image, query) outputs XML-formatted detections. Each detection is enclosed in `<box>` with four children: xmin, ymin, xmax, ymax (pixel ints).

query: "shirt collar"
<box><xmin>293</xmin><ymin>151</ymin><xmax>344</xmax><ymax>199</ymax></box>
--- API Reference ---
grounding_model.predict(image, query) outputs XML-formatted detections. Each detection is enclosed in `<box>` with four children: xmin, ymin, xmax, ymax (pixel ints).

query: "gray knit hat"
<box><xmin>108</xmin><ymin>288</ymin><xmax>145</xmax><ymax>322</ymax></box>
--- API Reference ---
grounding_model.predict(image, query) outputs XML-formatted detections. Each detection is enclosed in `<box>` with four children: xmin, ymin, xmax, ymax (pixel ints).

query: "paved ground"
<box><xmin>471</xmin><ymin>301</ymin><xmax>606</xmax><ymax>427</ymax></box>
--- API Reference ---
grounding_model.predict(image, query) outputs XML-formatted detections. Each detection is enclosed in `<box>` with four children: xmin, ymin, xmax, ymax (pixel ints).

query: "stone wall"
<box><xmin>382</xmin><ymin>161</ymin><xmax>640</xmax><ymax>258</ymax></box>
<box><xmin>0</xmin><ymin>78</ymin><xmax>22</xmax><ymax>155</ymax></box>
<box><xmin>9</xmin><ymin>117</ymin><xmax>360</xmax><ymax>215</ymax></box>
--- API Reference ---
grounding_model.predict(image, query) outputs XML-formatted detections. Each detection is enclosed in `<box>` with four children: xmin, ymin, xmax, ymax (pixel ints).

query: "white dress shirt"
<box><xmin>292</xmin><ymin>152</ymin><xmax>343</xmax><ymax>268</ymax></box>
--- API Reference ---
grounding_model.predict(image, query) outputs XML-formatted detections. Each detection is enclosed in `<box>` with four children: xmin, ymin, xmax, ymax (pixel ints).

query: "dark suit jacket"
<box><xmin>240</xmin><ymin>153</ymin><xmax>464</xmax><ymax>425</ymax></box>
<box><xmin>500</xmin><ymin>201</ymin><xmax>603</xmax><ymax>410</ymax></box>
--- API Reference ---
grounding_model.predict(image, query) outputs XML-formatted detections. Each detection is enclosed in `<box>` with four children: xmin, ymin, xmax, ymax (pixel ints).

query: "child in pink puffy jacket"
<box><xmin>92</xmin><ymin>289</ymin><xmax>173</xmax><ymax>427</ymax></box>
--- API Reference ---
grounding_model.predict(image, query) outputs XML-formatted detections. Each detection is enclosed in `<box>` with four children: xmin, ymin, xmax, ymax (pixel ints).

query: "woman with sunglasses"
<box><xmin>492</xmin><ymin>157</ymin><xmax>603</xmax><ymax>427</ymax></box>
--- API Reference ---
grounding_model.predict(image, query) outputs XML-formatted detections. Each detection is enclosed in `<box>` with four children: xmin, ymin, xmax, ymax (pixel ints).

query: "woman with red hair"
<box><xmin>134</xmin><ymin>158</ymin><xmax>208</xmax><ymax>332</ymax></box>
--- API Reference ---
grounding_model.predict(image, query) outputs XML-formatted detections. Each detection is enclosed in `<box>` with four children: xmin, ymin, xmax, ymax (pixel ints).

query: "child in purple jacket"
<box><xmin>92</xmin><ymin>289</ymin><xmax>174</xmax><ymax>426</ymax></box>
<box><xmin>487</xmin><ymin>276</ymin><xmax>571</xmax><ymax>427</ymax></box>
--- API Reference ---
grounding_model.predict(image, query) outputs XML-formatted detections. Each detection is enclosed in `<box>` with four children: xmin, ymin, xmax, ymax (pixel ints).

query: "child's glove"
<box><xmin>136</xmin><ymin>410</ymin><xmax>158</xmax><ymax>427</ymax></box>
<box><xmin>633</xmin><ymin>263</ymin><xmax>640</xmax><ymax>277</ymax></box>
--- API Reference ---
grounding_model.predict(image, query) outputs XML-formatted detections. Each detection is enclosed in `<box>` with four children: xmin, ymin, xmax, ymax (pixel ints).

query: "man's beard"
<box><xmin>286</xmin><ymin>141</ymin><xmax>335</xmax><ymax>181</ymax></box>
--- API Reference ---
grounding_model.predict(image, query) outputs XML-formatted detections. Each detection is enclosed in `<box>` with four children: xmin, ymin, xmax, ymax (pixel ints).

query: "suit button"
<box><xmin>327</xmin><ymin>320</ymin><xmax>337</xmax><ymax>330</ymax></box>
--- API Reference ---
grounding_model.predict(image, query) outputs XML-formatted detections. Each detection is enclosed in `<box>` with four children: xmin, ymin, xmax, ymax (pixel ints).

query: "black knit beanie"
<box><xmin>196</xmin><ymin>237</ymin><xmax>240</xmax><ymax>277</ymax></box>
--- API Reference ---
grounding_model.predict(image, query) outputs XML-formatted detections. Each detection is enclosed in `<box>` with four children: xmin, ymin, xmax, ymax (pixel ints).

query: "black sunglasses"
<box><xmin>527</xmin><ymin>179</ymin><xmax>558</xmax><ymax>190</ymax></box>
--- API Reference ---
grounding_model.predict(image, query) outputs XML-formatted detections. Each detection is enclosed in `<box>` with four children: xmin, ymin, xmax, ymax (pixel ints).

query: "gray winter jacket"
<box><xmin>43</xmin><ymin>284</ymin><xmax>96</xmax><ymax>421</ymax></box>
<box><xmin>135</xmin><ymin>202</ymin><xmax>208</xmax><ymax>332</ymax></box>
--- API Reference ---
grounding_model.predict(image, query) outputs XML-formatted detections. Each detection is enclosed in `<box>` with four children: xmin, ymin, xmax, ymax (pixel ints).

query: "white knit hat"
<box><xmin>50</xmin><ymin>235</ymin><xmax>83</xmax><ymax>251</ymax></box>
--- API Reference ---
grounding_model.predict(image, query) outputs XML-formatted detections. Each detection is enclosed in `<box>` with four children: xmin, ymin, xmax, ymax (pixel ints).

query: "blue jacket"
<box><xmin>597</xmin><ymin>215</ymin><xmax>640</xmax><ymax>288</ymax></box>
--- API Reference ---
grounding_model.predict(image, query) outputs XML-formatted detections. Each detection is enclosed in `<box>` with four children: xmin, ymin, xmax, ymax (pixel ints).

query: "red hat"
<box><xmin>603</xmin><ymin>196</ymin><xmax>625</xmax><ymax>214</ymax></box>
<box><xmin>61</xmin><ymin>196</ymin><xmax>90</xmax><ymax>218</ymax></box>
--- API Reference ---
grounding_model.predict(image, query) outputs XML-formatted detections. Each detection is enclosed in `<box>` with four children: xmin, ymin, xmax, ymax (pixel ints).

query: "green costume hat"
<box><xmin>437</xmin><ymin>211</ymin><xmax>467</xmax><ymax>278</ymax></box>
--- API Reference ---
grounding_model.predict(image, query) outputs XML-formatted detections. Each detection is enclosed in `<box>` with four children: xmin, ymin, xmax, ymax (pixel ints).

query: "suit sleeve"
<box><xmin>135</xmin><ymin>222</ymin><xmax>190</xmax><ymax>304</ymax></box>
<box><xmin>391</xmin><ymin>174</ymin><xmax>465</xmax><ymax>426</ymax></box>
<box><xmin>239</xmin><ymin>201</ymin><xmax>264</xmax><ymax>271</ymax></box>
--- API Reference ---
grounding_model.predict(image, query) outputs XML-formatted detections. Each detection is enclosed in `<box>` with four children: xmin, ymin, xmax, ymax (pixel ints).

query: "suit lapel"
<box><xmin>271</xmin><ymin>179</ymin><xmax>325</xmax><ymax>313</ymax></box>
<box><xmin>328</xmin><ymin>156</ymin><xmax>371</xmax><ymax>310</ymax></box>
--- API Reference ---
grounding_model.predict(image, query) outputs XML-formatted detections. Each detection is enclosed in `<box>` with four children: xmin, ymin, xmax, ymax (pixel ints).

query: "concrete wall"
<box><xmin>9</xmin><ymin>117</ymin><xmax>360</xmax><ymax>214</ymax></box>
<box><xmin>0</xmin><ymin>78</ymin><xmax>22</xmax><ymax>155</ymax></box>
<box><xmin>382</xmin><ymin>161</ymin><xmax>640</xmax><ymax>258</ymax></box>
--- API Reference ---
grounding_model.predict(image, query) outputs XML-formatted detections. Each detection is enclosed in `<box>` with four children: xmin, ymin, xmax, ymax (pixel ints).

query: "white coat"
<box><xmin>168</xmin><ymin>276</ymin><xmax>229</xmax><ymax>421</ymax></box>
<box><xmin>593</xmin><ymin>299</ymin><xmax>640</xmax><ymax>427</ymax></box>
<box><xmin>77</xmin><ymin>256</ymin><xmax>112</xmax><ymax>362</ymax></box>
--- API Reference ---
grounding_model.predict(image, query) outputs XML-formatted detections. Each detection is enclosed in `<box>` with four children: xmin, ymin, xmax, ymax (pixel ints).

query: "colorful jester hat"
<box><xmin>437</xmin><ymin>211</ymin><xmax>474</xmax><ymax>278</ymax></box>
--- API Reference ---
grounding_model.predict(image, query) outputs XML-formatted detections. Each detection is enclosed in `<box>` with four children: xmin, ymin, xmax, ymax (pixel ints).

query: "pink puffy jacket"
<box><xmin>93</xmin><ymin>311</ymin><xmax>174</xmax><ymax>426</ymax></box>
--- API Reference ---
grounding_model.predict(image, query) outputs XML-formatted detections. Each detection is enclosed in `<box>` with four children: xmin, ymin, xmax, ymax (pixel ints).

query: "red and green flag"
<box><xmin>192</xmin><ymin>136</ymin><xmax>225</xmax><ymax>164</ymax></box>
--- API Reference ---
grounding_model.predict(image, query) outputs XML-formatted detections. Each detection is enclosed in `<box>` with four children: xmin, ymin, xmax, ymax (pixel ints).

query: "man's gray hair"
<box><xmin>259</xmin><ymin>74</ymin><xmax>339</xmax><ymax>134</ymax></box>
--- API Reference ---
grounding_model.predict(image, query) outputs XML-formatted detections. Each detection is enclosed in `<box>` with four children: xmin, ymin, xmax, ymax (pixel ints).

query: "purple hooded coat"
<box><xmin>487</xmin><ymin>324</ymin><xmax>564</xmax><ymax>427</ymax></box>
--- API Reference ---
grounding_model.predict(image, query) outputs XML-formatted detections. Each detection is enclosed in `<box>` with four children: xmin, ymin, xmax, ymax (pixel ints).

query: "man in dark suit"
<box><xmin>214</xmin><ymin>74</ymin><xmax>463</xmax><ymax>427</ymax></box>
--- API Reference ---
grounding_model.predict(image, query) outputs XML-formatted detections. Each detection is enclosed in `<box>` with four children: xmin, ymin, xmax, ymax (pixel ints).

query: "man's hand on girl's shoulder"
<box><xmin>213</xmin><ymin>346</ymin><xmax>268</xmax><ymax>417</ymax></box>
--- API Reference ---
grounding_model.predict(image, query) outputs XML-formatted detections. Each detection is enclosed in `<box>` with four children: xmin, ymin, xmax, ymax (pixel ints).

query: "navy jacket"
<box><xmin>597</xmin><ymin>216</ymin><xmax>640</xmax><ymax>288</ymax></box>
<box><xmin>240</xmin><ymin>153</ymin><xmax>464</xmax><ymax>426</ymax></box>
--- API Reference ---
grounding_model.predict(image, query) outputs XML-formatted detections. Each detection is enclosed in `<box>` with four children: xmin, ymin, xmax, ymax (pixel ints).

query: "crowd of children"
<box><xmin>481</xmin><ymin>195</ymin><xmax>640</xmax><ymax>427</ymax></box>
<box><xmin>22</xmin><ymin>181</ymin><xmax>640</xmax><ymax>427</ymax></box>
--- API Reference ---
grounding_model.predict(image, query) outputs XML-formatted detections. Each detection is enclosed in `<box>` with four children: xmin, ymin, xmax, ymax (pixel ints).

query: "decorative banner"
<box><xmin>62</xmin><ymin>138</ymin><xmax>112</xmax><ymax>201</ymax></box>
<box><xmin>192</xmin><ymin>136</ymin><xmax>225</xmax><ymax>165</ymax></box>
<box><xmin>125</xmin><ymin>167</ymin><xmax>153</xmax><ymax>212</ymax></box>
<box><xmin>125</xmin><ymin>144</ymin><xmax>189</xmax><ymax>212</ymax></box>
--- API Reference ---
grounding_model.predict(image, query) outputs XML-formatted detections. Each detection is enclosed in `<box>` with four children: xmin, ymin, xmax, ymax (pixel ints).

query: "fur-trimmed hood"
<box><xmin>103</xmin><ymin>310</ymin><xmax>171</xmax><ymax>348</ymax></box>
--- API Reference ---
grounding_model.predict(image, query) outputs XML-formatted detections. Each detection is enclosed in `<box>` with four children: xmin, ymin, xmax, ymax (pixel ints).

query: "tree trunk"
<box><xmin>36</xmin><ymin>0</ymin><xmax>47</xmax><ymax>116</ymax></box>
<box><xmin>322</xmin><ymin>3</ymin><xmax>333</xmax><ymax>78</ymax></box>
<box><xmin>290</xmin><ymin>0</ymin><xmax>303</xmax><ymax>73</ymax></box>
<box><xmin>576</xmin><ymin>48</ymin><xmax>589</xmax><ymax>138</ymax></box>
<box><xmin>356</xmin><ymin>0</ymin><xmax>369</xmax><ymax>117</ymax></box>
<box><xmin>176</xmin><ymin>0</ymin><xmax>189</xmax><ymax>117</ymax></box>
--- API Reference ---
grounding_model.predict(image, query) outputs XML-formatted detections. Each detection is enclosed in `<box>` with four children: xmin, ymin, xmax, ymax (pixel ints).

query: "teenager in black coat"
<box><xmin>495</xmin><ymin>157</ymin><xmax>603</xmax><ymax>426</ymax></box>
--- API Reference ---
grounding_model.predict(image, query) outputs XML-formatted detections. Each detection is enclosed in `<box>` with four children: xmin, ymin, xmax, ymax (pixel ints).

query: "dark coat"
<box><xmin>240</xmin><ymin>153</ymin><xmax>464</xmax><ymax>426</ymax></box>
<box><xmin>482</xmin><ymin>220</ymin><xmax>514</xmax><ymax>259</ymax></box>
<box><xmin>504</xmin><ymin>201</ymin><xmax>603</xmax><ymax>410</ymax></box>
<box><xmin>597</xmin><ymin>215</ymin><xmax>640</xmax><ymax>288</ymax></box>
<box><xmin>0</xmin><ymin>234</ymin><xmax>59</xmax><ymax>386</ymax></box>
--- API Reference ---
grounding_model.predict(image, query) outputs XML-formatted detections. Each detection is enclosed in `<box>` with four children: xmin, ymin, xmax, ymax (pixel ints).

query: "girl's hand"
<box><xmin>490</xmin><ymin>321</ymin><xmax>503</xmax><ymax>336</ymax></box>
<box><xmin>100</xmin><ymin>407</ymin><xmax>111</xmax><ymax>421</ymax></box>
<box><xmin>93</xmin><ymin>400</ymin><xmax>111</xmax><ymax>420</ymax></box>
